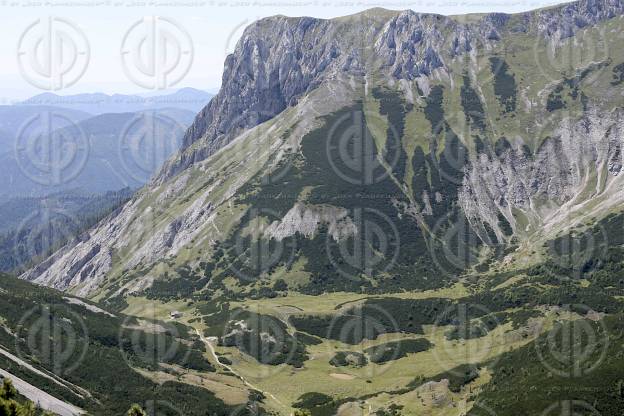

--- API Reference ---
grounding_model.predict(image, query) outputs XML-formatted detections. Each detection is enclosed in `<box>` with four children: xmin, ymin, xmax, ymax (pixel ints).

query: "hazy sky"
<box><xmin>1</xmin><ymin>0</ymin><xmax>566</xmax><ymax>101</ymax></box>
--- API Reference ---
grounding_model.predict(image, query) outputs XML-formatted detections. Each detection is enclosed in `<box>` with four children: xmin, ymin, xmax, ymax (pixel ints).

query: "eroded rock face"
<box><xmin>264</xmin><ymin>203</ymin><xmax>357</xmax><ymax>242</ymax></box>
<box><xmin>157</xmin><ymin>16</ymin><xmax>345</xmax><ymax>181</ymax></box>
<box><xmin>152</xmin><ymin>12</ymin><xmax>493</xmax><ymax>182</ymax></box>
<box><xmin>23</xmin><ymin>201</ymin><xmax>137</xmax><ymax>296</ymax></box>
<box><xmin>459</xmin><ymin>108</ymin><xmax>624</xmax><ymax>240</ymax></box>
<box><xmin>536</xmin><ymin>0</ymin><xmax>624</xmax><ymax>40</ymax></box>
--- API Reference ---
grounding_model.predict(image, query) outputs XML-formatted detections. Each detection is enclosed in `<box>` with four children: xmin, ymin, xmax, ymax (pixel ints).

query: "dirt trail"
<box><xmin>195</xmin><ymin>329</ymin><xmax>289</xmax><ymax>413</ymax></box>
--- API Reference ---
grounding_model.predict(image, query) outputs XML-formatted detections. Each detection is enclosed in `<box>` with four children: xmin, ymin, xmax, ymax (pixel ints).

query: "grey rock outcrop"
<box><xmin>460</xmin><ymin>108</ymin><xmax>624</xmax><ymax>240</ymax></box>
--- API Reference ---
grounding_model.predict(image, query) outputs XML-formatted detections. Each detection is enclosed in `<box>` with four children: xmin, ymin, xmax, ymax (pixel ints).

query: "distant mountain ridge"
<box><xmin>0</xmin><ymin>105</ymin><xmax>91</xmax><ymax>146</ymax></box>
<box><xmin>0</xmin><ymin>108</ymin><xmax>195</xmax><ymax>198</ymax></box>
<box><xmin>20</xmin><ymin>87</ymin><xmax>214</xmax><ymax>115</ymax></box>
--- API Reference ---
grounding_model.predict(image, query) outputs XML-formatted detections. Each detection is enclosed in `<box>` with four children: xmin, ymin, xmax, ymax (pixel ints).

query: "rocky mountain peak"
<box><xmin>157</xmin><ymin>0</ymin><xmax>624</xmax><ymax>184</ymax></box>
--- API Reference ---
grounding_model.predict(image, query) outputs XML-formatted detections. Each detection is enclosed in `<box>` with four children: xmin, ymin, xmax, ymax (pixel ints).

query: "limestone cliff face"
<box><xmin>536</xmin><ymin>0</ymin><xmax>624</xmax><ymax>39</ymax></box>
<box><xmin>21</xmin><ymin>0</ymin><xmax>624</xmax><ymax>296</ymax></box>
<box><xmin>460</xmin><ymin>107</ymin><xmax>624</xmax><ymax>243</ymax></box>
<box><xmin>156</xmin><ymin>15</ymin><xmax>370</xmax><ymax>181</ymax></box>
<box><xmin>158</xmin><ymin>1</ymin><xmax>624</xmax><ymax>183</ymax></box>
<box><xmin>159</xmin><ymin>9</ymin><xmax>484</xmax><ymax>179</ymax></box>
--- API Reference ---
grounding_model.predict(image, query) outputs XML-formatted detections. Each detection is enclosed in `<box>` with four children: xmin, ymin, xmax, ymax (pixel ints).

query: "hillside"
<box><xmin>24</xmin><ymin>0</ymin><xmax>624</xmax><ymax>298</ymax></box>
<box><xmin>0</xmin><ymin>274</ymin><xmax>263</xmax><ymax>415</ymax></box>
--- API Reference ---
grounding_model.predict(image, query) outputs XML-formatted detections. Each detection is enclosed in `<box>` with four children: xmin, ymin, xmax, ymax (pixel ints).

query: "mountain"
<box><xmin>26</xmin><ymin>0</ymin><xmax>624</xmax><ymax>298</ymax></box>
<box><xmin>16</xmin><ymin>1</ymin><xmax>624</xmax><ymax>415</ymax></box>
<box><xmin>0</xmin><ymin>108</ymin><xmax>195</xmax><ymax>197</ymax></box>
<box><xmin>21</xmin><ymin>88</ymin><xmax>214</xmax><ymax>115</ymax></box>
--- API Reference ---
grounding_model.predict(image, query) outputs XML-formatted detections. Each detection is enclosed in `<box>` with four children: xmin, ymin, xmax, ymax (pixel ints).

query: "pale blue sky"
<box><xmin>1</xmin><ymin>0</ymin><xmax>566</xmax><ymax>101</ymax></box>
